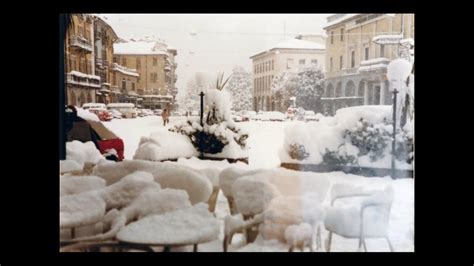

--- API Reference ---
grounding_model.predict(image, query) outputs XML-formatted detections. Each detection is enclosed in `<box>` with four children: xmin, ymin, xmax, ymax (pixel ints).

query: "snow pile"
<box><xmin>232</xmin><ymin>175</ymin><xmax>281</xmax><ymax>216</ymax></box>
<box><xmin>335</xmin><ymin>105</ymin><xmax>392</xmax><ymax>129</ymax></box>
<box><xmin>133</xmin><ymin>129</ymin><xmax>198</xmax><ymax>161</ymax></box>
<box><xmin>284</xmin><ymin>223</ymin><xmax>313</xmax><ymax>248</ymax></box>
<box><xmin>198</xmin><ymin>168</ymin><xmax>221</xmax><ymax>188</ymax></box>
<box><xmin>152</xmin><ymin>163</ymin><xmax>212</xmax><ymax>205</ymax></box>
<box><xmin>60</xmin><ymin>171</ymin><xmax>158</xmax><ymax>229</ymax></box>
<box><xmin>122</xmin><ymin>188</ymin><xmax>192</xmax><ymax>221</ymax></box>
<box><xmin>116</xmin><ymin>203</ymin><xmax>219</xmax><ymax>245</ymax></box>
<box><xmin>93</xmin><ymin>160</ymin><xmax>213</xmax><ymax>205</ymax></box>
<box><xmin>60</xmin><ymin>160</ymin><xmax>83</xmax><ymax>174</ymax></box>
<box><xmin>66</xmin><ymin>141</ymin><xmax>105</xmax><ymax>167</ymax></box>
<box><xmin>224</xmin><ymin>213</ymin><xmax>245</xmax><ymax>236</ymax></box>
<box><xmin>60</xmin><ymin>192</ymin><xmax>106</xmax><ymax>229</ymax></box>
<box><xmin>60</xmin><ymin>175</ymin><xmax>106</xmax><ymax>197</ymax></box>
<box><xmin>259</xmin><ymin>194</ymin><xmax>324</xmax><ymax>242</ymax></box>
<box><xmin>219</xmin><ymin>167</ymin><xmax>267</xmax><ymax>198</ymax></box>
<box><xmin>99</xmin><ymin>171</ymin><xmax>159</xmax><ymax>209</ymax></box>
<box><xmin>324</xmin><ymin>186</ymin><xmax>394</xmax><ymax>238</ymax></box>
<box><xmin>206</xmin><ymin>89</ymin><xmax>233</xmax><ymax>122</ymax></box>
<box><xmin>264</xmin><ymin>168</ymin><xmax>330</xmax><ymax>202</ymax></box>
<box><xmin>76</xmin><ymin>108</ymin><xmax>100</xmax><ymax>122</ymax></box>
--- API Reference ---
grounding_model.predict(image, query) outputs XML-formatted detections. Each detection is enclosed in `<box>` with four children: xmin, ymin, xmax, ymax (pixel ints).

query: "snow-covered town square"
<box><xmin>60</xmin><ymin>14</ymin><xmax>414</xmax><ymax>252</ymax></box>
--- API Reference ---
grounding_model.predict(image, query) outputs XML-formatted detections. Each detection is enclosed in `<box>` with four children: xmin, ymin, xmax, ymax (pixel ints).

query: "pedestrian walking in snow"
<box><xmin>162</xmin><ymin>108</ymin><xmax>170</xmax><ymax>126</ymax></box>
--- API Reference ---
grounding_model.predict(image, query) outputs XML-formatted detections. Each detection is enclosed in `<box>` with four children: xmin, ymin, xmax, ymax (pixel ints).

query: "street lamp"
<box><xmin>387</xmin><ymin>58</ymin><xmax>412</xmax><ymax>178</ymax></box>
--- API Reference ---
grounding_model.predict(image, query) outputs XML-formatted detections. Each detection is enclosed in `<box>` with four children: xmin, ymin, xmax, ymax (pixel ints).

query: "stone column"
<box><xmin>380</xmin><ymin>81</ymin><xmax>385</xmax><ymax>105</ymax></box>
<box><xmin>364</xmin><ymin>81</ymin><xmax>369</xmax><ymax>105</ymax></box>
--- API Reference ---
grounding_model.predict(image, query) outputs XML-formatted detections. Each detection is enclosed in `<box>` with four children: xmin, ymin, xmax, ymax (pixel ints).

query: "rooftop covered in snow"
<box><xmin>114</xmin><ymin>41</ymin><xmax>170</xmax><ymax>56</ymax></box>
<box><xmin>250</xmin><ymin>39</ymin><xmax>325</xmax><ymax>59</ymax></box>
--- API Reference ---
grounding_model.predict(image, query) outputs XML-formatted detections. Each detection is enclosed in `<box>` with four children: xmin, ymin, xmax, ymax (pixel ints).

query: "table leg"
<box><xmin>193</xmin><ymin>244</ymin><xmax>198</xmax><ymax>252</ymax></box>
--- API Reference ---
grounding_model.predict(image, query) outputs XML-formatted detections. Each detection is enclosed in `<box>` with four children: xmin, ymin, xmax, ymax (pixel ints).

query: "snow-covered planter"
<box><xmin>170</xmin><ymin>78</ymin><xmax>249</xmax><ymax>163</ymax></box>
<box><xmin>280</xmin><ymin>106</ymin><xmax>414</xmax><ymax>175</ymax></box>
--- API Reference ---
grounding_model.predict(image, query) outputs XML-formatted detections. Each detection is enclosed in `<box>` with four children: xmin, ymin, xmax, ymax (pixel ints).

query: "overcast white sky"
<box><xmin>101</xmin><ymin>14</ymin><xmax>331</xmax><ymax>97</ymax></box>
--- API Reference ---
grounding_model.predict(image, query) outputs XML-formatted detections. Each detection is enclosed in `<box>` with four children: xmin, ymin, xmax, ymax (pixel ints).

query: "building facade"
<box><xmin>113</xmin><ymin>40</ymin><xmax>178</xmax><ymax>110</ymax></box>
<box><xmin>93</xmin><ymin>15</ymin><xmax>118</xmax><ymax>104</ymax></box>
<box><xmin>65</xmin><ymin>14</ymin><xmax>100</xmax><ymax>107</ymax></box>
<box><xmin>111</xmin><ymin>63</ymin><xmax>139</xmax><ymax>104</ymax></box>
<box><xmin>323</xmin><ymin>13</ymin><xmax>414</xmax><ymax>115</ymax></box>
<box><xmin>249</xmin><ymin>38</ymin><xmax>326</xmax><ymax>112</ymax></box>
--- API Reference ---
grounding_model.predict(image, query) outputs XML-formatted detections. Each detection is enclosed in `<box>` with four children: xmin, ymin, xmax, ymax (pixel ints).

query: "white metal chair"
<box><xmin>324</xmin><ymin>184</ymin><xmax>395</xmax><ymax>252</ymax></box>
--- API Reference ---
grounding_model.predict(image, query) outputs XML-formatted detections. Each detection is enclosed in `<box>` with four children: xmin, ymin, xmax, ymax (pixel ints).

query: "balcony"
<box><xmin>69</xmin><ymin>35</ymin><xmax>93</xmax><ymax>53</ymax></box>
<box><xmin>95</xmin><ymin>58</ymin><xmax>109</xmax><ymax>68</ymax></box>
<box><xmin>327</xmin><ymin>68</ymin><xmax>359</xmax><ymax>78</ymax></box>
<box><xmin>66</xmin><ymin>71</ymin><xmax>100</xmax><ymax>89</ymax></box>
<box><xmin>358</xmin><ymin>57</ymin><xmax>390</xmax><ymax>73</ymax></box>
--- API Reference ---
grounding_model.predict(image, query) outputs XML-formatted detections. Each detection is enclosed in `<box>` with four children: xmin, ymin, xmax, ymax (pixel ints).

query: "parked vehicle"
<box><xmin>246</xmin><ymin>111</ymin><xmax>258</xmax><ymax>121</ymax></box>
<box><xmin>82</xmin><ymin>103</ymin><xmax>106</xmax><ymax>110</ymax></box>
<box><xmin>109</xmin><ymin>109</ymin><xmax>123</xmax><ymax>119</ymax></box>
<box><xmin>107</xmin><ymin>103</ymin><xmax>136</xmax><ymax>119</ymax></box>
<box><xmin>66</xmin><ymin>106</ymin><xmax>125</xmax><ymax>161</ymax></box>
<box><xmin>262</xmin><ymin>111</ymin><xmax>286</xmax><ymax>121</ymax></box>
<box><xmin>232</xmin><ymin>114</ymin><xmax>243</xmax><ymax>122</ymax></box>
<box><xmin>88</xmin><ymin>108</ymin><xmax>113</xmax><ymax>122</ymax></box>
<box><xmin>303</xmin><ymin>111</ymin><xmax>319</xmax><ymax>122</ymax></box>
<box><xmin>171</xmin><ymin>111</ymin><xmax>181</xmax><ymax>117</ymax></box>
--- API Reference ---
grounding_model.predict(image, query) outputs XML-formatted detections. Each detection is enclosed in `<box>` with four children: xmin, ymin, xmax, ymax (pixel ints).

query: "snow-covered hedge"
<box><xmin>280</xmin><ymin>106</ymin><xmax>414</xmax><ymax>169</ymax></box>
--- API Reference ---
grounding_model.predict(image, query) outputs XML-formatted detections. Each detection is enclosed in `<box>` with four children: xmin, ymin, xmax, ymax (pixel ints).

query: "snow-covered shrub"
<box><xmin>170</xmin><ymin>82</ymin><xmax>249</xmax><ymax>159</ymax></box>
<box><xmin>288</xmin><ymin>143</ymin><xmax>309</xmax><ymax>160</ymax></box>
<box><xmin>345</xmin><ymin>118</ymin><xmax>391</xmax><ymax>162</ymax></box>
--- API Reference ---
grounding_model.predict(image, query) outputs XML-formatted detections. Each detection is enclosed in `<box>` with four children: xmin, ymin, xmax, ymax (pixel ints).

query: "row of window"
<box><xmin>254</xmin><ymin>75</ymin><xmax>274</xmax><ymax>95</ymax></box>
<box><xmin>286</xmin><ymin>58</ymin><xmax>319</xmax><ymax>69</ymax></box>
<box><xmin>121</xmin><ymin>79</ymin><xmax>136</xmax><ymax>91</ymax></box>
<box><xmin>329</xmin><ymin>45</ymin><xmax>385</xmax><ymax>71</ymax></box>
<box><xmin>68</xmin><ymin>55</ymin><xmax>92</xmax><ymax>74</ymax></box>
<box><xmin>255</xmin><ymin>60</ymin><xmax>274</xmax><ymax>74</ymax></box>
<box><xmin>330</xmin><ymin>28</ymin><xmax>344</xmax><ymax>44</ymax></box>
<box><xmin>113</xmin><ymin>57</ymin><xmax>160</xmax><ymax>68</ymax></box>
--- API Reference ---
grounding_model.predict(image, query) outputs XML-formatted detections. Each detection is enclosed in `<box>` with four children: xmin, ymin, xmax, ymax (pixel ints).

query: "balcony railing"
<box><xmin>95</xmin><ymin>58</ymin><xmax>109</xmax><ymax>67</ymax></box>
<box><xmin>66</xmin><ymin>71</ymin><xmax>100</xmax><ymax>88</ymax></box>
<box><xmin>69</xmin><ymin>35</ymin><xmax>93</xmax><ymax>53</ymax></box>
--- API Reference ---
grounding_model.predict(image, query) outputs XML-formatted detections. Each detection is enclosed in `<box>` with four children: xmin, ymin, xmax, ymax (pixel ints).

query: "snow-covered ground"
<box><xmin>100</xmin><ymin>116</ymin><xmax>414</xmax><ymax>252</ymax></box>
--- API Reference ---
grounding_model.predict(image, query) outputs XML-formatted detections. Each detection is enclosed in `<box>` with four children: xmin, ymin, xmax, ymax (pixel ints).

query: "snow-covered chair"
<box><xmin>324</xmin><ymin>184</ymin><xmax>395</xmax><ymax>252</ymax></box>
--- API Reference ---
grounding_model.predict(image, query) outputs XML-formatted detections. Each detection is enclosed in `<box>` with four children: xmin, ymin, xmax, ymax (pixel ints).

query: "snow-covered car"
<box><xmin>239</xmin><ymin>111</ymin><xmax>251</xmax><ymax>122</ymax></box>
<box><xmin>107</xmin><ymin>103</ymin><xmax>136</xmax><ymax>119</ymax></box>
<box><xmin>303</xmin><ymin>111</ymin><xmax>319</xmax><ymax>122</ymax></box>
<box><xmin>171</xmin><ymin>111</ymin><xmax>181</xmax><ymax>117</ymax></box>
<box><xmin>82</xmin><ymin>103</ymin><xmax>106</xmax><ymax>110</ymax></box>
<box><xmin>232</xmin><ymin>115</ymin><xmax>244</xmax><ymax>122</ymax></box>
<box><xmin>109</xmin><ymin>109</ymin><xmax>123</xmax><ymax>119</ymax></box>
<box><xmin>247</xmin><ymin>111</ymin><xmax>258</xmax><ymax>120</ymax></box>
<box><xmin>88</xmin><ymin>108</ymin><xmax>113</xmax><ymax>122</ymax></box>
<box><xmin>286</xmin><ymin>107</ymin><xmax>297</xmax><ymax>120</ymax></box>
<box><xmin>265</xmin><ymin>111</ymin><xmax>287</xmax><ymax>121</ymax></box>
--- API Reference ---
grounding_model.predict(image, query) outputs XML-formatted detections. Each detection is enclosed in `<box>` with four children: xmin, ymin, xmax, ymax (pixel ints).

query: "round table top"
<box><xmin>116</xmin><ymin>204</ymin><xmax>219</xmax><ymax>246</ymax></box>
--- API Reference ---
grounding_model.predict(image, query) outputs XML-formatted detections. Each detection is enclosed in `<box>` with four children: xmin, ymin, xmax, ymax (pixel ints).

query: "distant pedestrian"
<box><xmin>162</xmin><ymin>108</ymin><xmax>170</xmax><ymax>126</ymax></box>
